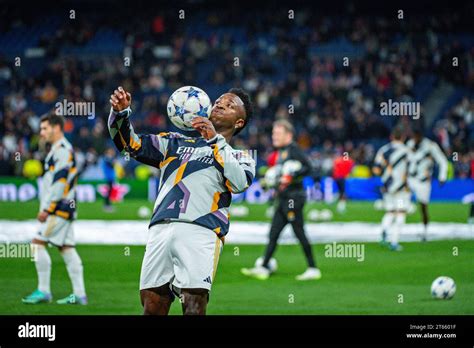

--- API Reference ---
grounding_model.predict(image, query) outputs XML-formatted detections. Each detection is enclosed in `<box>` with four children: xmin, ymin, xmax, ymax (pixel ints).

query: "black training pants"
<box><xmin>262</xmin><ymin>192</ymin><xmax>316</xmax><ymax>268</ymax></box>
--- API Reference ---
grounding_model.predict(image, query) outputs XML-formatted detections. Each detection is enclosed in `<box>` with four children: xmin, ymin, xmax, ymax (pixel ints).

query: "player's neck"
<box><xmin>217</xmin><ymin>129</ymin><xmax>233</xmax><ymax>143</ymax></box>
<box><xmin>51</xmin><ymin>134</ymin><xmax>64</xmax><ymax>146</ymax></box>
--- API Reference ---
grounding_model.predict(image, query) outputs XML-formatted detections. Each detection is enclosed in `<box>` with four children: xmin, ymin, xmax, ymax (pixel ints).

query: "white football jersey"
<box><xmin>374</xmin><ymin>141</ymin><xmax>410</xmax><ymax>194</ymax></box>
<box><xmin>406</xmin><ymin>138</ymin><xmax>448</xmax><ymax>182</ymax></box>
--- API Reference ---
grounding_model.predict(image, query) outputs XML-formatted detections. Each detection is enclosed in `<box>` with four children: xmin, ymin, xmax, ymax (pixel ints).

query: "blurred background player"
<box><xmin>102</xmin><ymin>147</ymin><xmax>117</xmax><ymax>212</ymax></box>
<box><xmin>333</xmin><ymin>151</ymin><xmax>355</xmax><ymax>214</ymax></box>
<box><xmin>241</xmin><ymin>120</ymin><xmax>320</xmax><ymax>280</ymax></box>
<box><xmin>22</xmin><ymin>113</ymin><xmax>87</xmax><ymax>305</ymax></box>
<box><xmin>372</xmin><ymin>127</ymin><xmax>411</xmax><ymax>252</ymax></box>
<box><xmin>407</xmin><ymin>128</ymin><xmax>448</xmax><ymax>241</ymax></box>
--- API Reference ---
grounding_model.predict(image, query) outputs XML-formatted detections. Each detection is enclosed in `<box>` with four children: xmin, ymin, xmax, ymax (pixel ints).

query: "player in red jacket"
<box><xmin>332</xmin><ymin>153</ymin><xmax>354</xmax><ymax>213</ymax></box>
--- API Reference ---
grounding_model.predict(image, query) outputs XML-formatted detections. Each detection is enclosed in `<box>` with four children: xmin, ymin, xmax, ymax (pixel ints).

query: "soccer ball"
<box><xmin>263</xmin><ymin>165</ymin><xmax>281</xmax><ymax>188</ymax></box>
<box><xmin>431</xmin><ymin>276</ymin><xmax>456</xmax><ymax>300</ymax></box>
<box><xmin>229</xmin><ymin>205</ymin><xmax>249</xmax><ymax>217</ymax></box>
<box><xmin>307</xmin><ymin>209</ymin><xmax>320</xmax><ymax>221</ymax></box>
<box><xmin>282</xmin><ymin>160</ymin><xmax>302</xmax><ymax>175</ymax></box>
<box><xmin>373</xmin><ymin>199</ymin><xmax>384</xmax><ymax>211</ymax></box>
<box><xmin>319</xmin><ymin>209</ymin><xmax>334</xmax><ymax>221</ymax></box>
<box><xmin>137</xmin><ymin>206</ymin><xmax>151</xmax><ymax>218</ymax></box>
<box><xmin>255</xmin><ymin>256</ymin><xmax>278</xmax><ymax>273</ymax></box>
<box><xmin>167</xmin><ymin>86</ymin><xmax>212</xmax><ymax>131</ymax></box>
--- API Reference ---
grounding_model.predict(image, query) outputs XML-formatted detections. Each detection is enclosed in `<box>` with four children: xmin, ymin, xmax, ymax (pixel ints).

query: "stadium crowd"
<box><xmin>1</xmin><ymin>4</ymin><xmax>473</xmax><ymax>180</ymax></box>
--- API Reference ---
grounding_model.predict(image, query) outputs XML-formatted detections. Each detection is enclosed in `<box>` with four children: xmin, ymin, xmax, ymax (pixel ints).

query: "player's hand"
<box><xmin>37</xmin><ymin>211</ymin><xmax>49</xmax><ymax>223</ymax></box>
<box><xmin>110</xmin><ymin>86</ymin><xmax>131</xmax><ymax>112</ymax></box>
<box><xmin>191</xmin><ymin>116</ymin><xmax>217</xmax><ymax>140</ymax></box>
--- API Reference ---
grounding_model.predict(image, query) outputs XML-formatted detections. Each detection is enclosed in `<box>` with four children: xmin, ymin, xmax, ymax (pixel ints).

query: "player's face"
<box><xmin>210</xmin><ymin>93</ymin><xmax>245</xmax><ymax>132</ymax></box>
<box><xmin>272</xmin><ymin>125</ymin><xmax>292</xmax><ymax>148</ymax></box>
<box><xmin>39</xmin><ymin>121</ymin><xmax>55</xmax><ymax>143</ymax></box>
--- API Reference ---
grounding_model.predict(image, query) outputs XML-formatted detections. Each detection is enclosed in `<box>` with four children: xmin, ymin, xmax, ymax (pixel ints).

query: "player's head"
<box><xmin>40</xmin><ymin>113</ymin><xmax>65</xmax><ymax>143</ymax></box>
<box><xmin>272</xmin><ymin>119</ymin><xmax>294</xmax><ymax>148</ymax></box>
<box><xmin>412</xmin><ymin>126</ymin><xmax>424</xmax><ymax>143</ymax></box>
<box><xmin>390</xmin><ymin>127</ymin><xmax>405</xmax><ymax>142</ymax></box>
<box><xmin>210</xmin><ymin>88</ymin><xmax>253</xmax><ymax>136</ymax></box>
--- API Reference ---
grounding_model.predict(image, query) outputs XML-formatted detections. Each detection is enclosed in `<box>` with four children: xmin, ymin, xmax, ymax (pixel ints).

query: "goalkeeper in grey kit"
<box><xmin>241</xmin><ymin>120</ymin><xmax>321</xmax><ymax>280</ymax></box>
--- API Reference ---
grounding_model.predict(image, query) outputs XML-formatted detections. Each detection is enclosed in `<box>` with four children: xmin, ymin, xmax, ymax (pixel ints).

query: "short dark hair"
<box><xmin>40</xmin><ymin>113</ymin><xmax>65</xmax><ymax>131</ymax></box>
<box><xmin>228</xmin><ymin>87</ymin><xmax>253</xmax><ymax>135</ymax></box>
<box><xmin>391</xmin><ymin>126</ymin><xmax>404</xmax><ymax>140</ymax></box>
<box><xmin>412</xmin><ymin>125</ymin><xmax>424</xmax><ymax>137</ymax></box>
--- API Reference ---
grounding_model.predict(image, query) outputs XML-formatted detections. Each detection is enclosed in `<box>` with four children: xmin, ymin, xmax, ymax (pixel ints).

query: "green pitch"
<box><xmin>0</xmin><ymin>200</ymin><xmax>469</xmax><ymax>222</ymax></box>
<box><xmin>1</xmin><ymin>241</ymin><xmax>473</xmax><ymax>315</ymax></box>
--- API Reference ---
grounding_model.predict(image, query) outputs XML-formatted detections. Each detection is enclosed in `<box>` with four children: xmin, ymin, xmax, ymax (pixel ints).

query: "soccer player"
<box><xmin>241</xmin><ymin>120</ymin><xmax>321</xmax><ymax>280</ymax></box>
<box><xmin>102</xmin><ymin>147</ymin><xmax>117</xmax><ymax>212</ymax></box>
<box><xmin>372</xmin><ymin>127</ymin><xmax>411</xmax><ymax>251</ymax></box>
<box><xmin>407</xmin><ymin>128</ymin><xmax>448</xmax><ymax>241</ymax></box>
<box><xmin>22</xmin><ymin>113</ymin><xmax>87</xmax><ymax>305</ymax></box>
<box><xmin>108</xmin><ymin>86</ymin><xmax>255</xmax><ymax>315</ymax></box>
<box><xmin>332</xmin><ymin>151</ymin><xmax>355</xmax><ymax>214</ymax></box>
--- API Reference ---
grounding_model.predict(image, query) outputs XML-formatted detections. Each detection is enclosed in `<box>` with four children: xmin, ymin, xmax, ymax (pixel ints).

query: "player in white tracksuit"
<box><xmin>407</xmin><ymin>128</ymin><xmax>448</xmax><ymax>241</ymax></box>
<box><xmin>22</xmin><ymin>113</ymin><xmax>87</xmax><ymax>305</ymax></box>
<box><xmin>373</xmin><ymin>128</ymin><xmax>411</xmax><ymax>251</ymax></box>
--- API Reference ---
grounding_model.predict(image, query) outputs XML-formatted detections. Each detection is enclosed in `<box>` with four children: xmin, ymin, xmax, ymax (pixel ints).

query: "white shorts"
<box><xmin>35</xmin><ymin>215</ymin><xmax>75</xmax><ymax>247</ymax></box>
<box><xmin>139</xmin><ymin>222</ymin><xmax>223</xmax><ymax>292</ymax></box>
<box><xmin>408</xmin><ymin>178</ymin><xmax>431</xmax><ymax>204</ymax></box>
<box><xmin>383</xmin><ymin>191</ymin><xmax>411</xmax><ymax>211</ymax></box>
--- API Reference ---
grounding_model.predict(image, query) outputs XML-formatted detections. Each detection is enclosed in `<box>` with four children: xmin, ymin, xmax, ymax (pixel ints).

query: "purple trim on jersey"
<box><xmin>177</xmin><ymin>181</ymin><xmax>190</xmax><ymax>214</ymax></box>
<box><xmin>108</xmin><ymin>113</ymin><xmax>117</xmax><ymax>128</ymax></box>
<box><xmin>150</xmin><ymin>134</ymin><xmax>161</xmax><ymax>151</ymax></box>
<box><xmin>212</xmin><ymin>210</ymin><xmax>228</xmax><ymax>224</ymax></box>
<box><xmin>167</xmin><ymin>201</ymin><xmax>176</xmax><ymax>209</ymax></box>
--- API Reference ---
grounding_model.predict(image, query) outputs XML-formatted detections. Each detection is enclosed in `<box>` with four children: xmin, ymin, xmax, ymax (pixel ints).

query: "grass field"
<box><xmin>0</xmin><ymin>200</ymin><xmax>471</xmax><ymax>315</ymax></box>
<box><xmin>0</xmin><ymin>200</ymin><xmax>470</xmax><ymax>222</ymax></box>
<box><xmin>1</xmin><ymin>241</ymin><xmax>473</xmax><ymax>315</ymax></box>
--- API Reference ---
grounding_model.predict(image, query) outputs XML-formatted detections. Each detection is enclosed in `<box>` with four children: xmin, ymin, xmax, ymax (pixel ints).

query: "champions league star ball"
<box><xmin>167</xmin><ymin>86</ymin><xmax>212</xmax><ymax>131</ymax></box>
<box><xmin>431</xmin><ymin>276</ymin><xmax>456</xmax><ymax>300</ymax></box>
<box><xmin>255</xmin><ymin>256</ymin><xmax>278</xmax><ymax>273</ymax></box>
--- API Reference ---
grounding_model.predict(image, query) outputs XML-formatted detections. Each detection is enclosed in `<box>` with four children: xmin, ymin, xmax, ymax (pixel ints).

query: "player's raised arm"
<box><xmin>108</xmin><ymin>86</ymin><xmax>168</xmax><ymax>168</ymax></box>
<box><xmin>190</xmin><ymin>115</ymin><xmax>255</xmax><ymax>193</ymax></box>
<box><xmin>430</xmin><ymin>142</ymin><xmax>449</xmax><ymax>183</ymax></box>
<box><xmin>372</xmin><ymin>148</ymin><xmax>385</xmax><ymax>176</ymax></box>
<box><xmin>209</xmin><ymin>134</ymin><xmax>255</xmax><ymax>193</ymax></box>
<box><xmin>284</xmin><ymin>146</ymin><xmax>312</xmax><ymax>180</ymax></box>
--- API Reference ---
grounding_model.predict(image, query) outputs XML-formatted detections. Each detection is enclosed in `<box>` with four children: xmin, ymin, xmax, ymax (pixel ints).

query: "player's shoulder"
<box><xmin>398</xmin><ymin>142</ymin><xmax>411</xmax><ymax>154</ymax></box>
<box><xmin>422</xmin><ymin>138</ymin><xmax>438</xmax><ymax>148</ymax></box>
<box><xmin>378</xmin><ymin>142</ymin><xmax>392</xmax><ymax>154</ymax></box>
<box><xmin>289</xmin><ymin>142</ymin><xmax>307</xmax><ymax>157</ymax></box>
<box><xmin>54</xmin><ymin>138</ymin><xmax>73</xmax><ymax>155</ymax></box>
<box><xmin>232</xmin><ymin>148</ymin><xmax>256</xmax><ymax>166</ymax></box>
